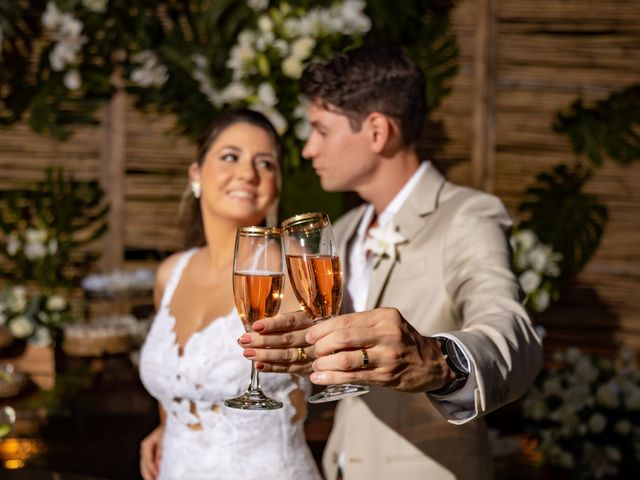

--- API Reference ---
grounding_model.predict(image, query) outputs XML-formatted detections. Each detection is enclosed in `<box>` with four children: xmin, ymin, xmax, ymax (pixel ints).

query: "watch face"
<box><xmin>442</xmin><ymin>338</ymin><xmax>470</xmax><ymax>376</ymax></box>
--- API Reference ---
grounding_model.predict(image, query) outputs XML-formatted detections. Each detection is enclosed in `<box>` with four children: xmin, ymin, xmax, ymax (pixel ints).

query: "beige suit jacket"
<box><xmin>322</xmin><ymin>167</ymin><xmax>543</xmax><ymax>480</ymax></box>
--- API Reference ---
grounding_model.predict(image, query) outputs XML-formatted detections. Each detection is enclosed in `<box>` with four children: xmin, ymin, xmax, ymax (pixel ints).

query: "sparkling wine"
<box><xmin>286</xmin><ymin>254</ymin><xmax>342</xmax><ymax>319</ymax></box>
<box><xmin>233</xmin><ymin>271</ymin><xmax>284</xmax><ymax>329</ymax></box>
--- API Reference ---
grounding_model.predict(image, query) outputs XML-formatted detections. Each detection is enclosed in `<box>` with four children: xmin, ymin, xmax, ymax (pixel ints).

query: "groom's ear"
<box><xmin>365</xmin><ymin>112</ymin><xmax>400</xmax><ymax>154</ymax></box>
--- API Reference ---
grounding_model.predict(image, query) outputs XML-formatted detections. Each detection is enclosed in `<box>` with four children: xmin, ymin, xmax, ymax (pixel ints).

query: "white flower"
<box><xmin>8</xmin><ymin>316</ymin><xmax>35</xmax><ymax>339</ymax></box>
<box><xmin>364</xmin><ymin>222</ymin><xmax>408</xmax><ymax>267</ymax></box>
<box><xmin>46</xmin><ymin>295</ymin><xmax>66</xmax><ymax>312</ymax></box>
<box><xmin>25</xmin><ymin>228</ymin><xmax>47</xmax><ymax>245</ymax></box>
<box><xmin>81</xmin><ymin>0</ymin><xmax>107</xmax><ymax>13</ymax></box>
<box><xmin>257</xmin><ymin>15</ymin><xmax>274</xmax><ymax>33</ymax></box>
<box><xmin>7</xmin><ymin>287</ymin><xmax>27</xmax><ymax>313</ymax></box>
<box><xmin>513</xmin><ymin>229</ymin><xmax>537</xmax><ymax>251</ymax></box>
<box><xmin>588</xmin><ymin>413</ymin><xmax>607</xmax><ymax>433</ymax></box>
<box><xmin>247</xmin><ymin>0</ymin><xmax>269</xmax><ymax>12</ymax></box>
<box><xmin>256</xmin><ymin>82</ymin><xmax>277</xmax><ymax>108</ymax></box>
<box><xmin>528</xmin><ymin>245</ymin><xmax>549</xmax><ymax>272</ymax></box>
<box><xmin>273</xmin><ymin>39</ymin><xmax>289</xmax><ymax>56</ymax></box>
<box><xmin>6</xmin><ymin>233</ymin><xmax>20</xmax><ymax>256</ymax></box>
<box><xmin>295</xmin><ymin>119</ymin><xmax>311</xmax><ymax>141</ymax></box>
<box><xmin>282</xmin><ymin>56</ymin><xmax>304</xmax><ymax>79</ymax></box>
<box><xmin>518</xmin><ymin>270</ymin><xmax>541</xmax><ymax>294</ymax></box>
<box><xmin>220</xmin><ymin>82</ymin><xmax>252</xmax><ymax>104</ymax></box>
<box><xmin>43</xmin><ymin>2</ymin><xmax>63</xmax><ymax>30</ymax></box>
<box><xmin>623</xmin><ymin>385</ymin><xmax>640</xmax><ymax>410</ymax></box>
<box><xmin>290</xmin><ymin>36</ymin><xmax>316</xmax><ymax>61</ymax></box>
<box><xmin>131</xmin><ymin>51</ymin><xmax>168</xmax><ymax>88</ymax></box>
<box><xmin>575</xmin><ymin>357</ymin><xmax>599</xmax><ymax>384</ymax></box>
<box><xmin>63</xmin><ymin>69</ymin><xmax>82</xmax><ymax>90</ymax></box>
<box><xmin>252</xmin><ymin>105</ymin><xmax>287</xmax><ymax>134</ymax></box>
<box><xmin>24</xmin><ymin>242</ymin><xmax>47</xmax><ymax>260</ymax></box>
<box><xmin>531</xmin><ymin>289</ymin><xmax>550</xmax><ymax>312</ymax></box>
<box><xmin>336</xmin><ymin>0</ymin><xmax>371</xmax><ymax>34</ymax></box>
<box><xmin>543</xmin><ymin>376</ymin><xmax>563</xmax><ymax>396</ymax></box>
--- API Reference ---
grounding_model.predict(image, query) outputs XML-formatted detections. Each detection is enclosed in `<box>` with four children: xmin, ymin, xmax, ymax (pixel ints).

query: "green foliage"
<box><xmin>0</xmin><ymin>167</ymin><xmax>109</xmax><ymax>288</ymax></box>
<box><xmin>554</xmin><ymin>84</ymin><xmax>640</xmax><ymax>167</ymax></box>
<box><xmin>518</xmin><ymin>164</ymin><xmax>608</xmax><ymax>278</ymax></box>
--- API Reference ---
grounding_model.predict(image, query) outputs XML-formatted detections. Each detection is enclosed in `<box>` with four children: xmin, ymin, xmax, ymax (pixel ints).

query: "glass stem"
<box><xmin>249</xmin><ymin>361</ymin><xmax>261</xmax><ymax>392</ymax></box>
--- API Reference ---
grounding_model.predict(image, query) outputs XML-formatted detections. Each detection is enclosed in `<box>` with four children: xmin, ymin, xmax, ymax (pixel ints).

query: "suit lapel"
<box><xmin>366</xmin><ymin>165</ymin><xmax>446</xmax><ymax>309</ymax></box>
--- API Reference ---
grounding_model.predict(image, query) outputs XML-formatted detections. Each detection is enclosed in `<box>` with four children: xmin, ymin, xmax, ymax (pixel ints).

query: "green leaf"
<box><xmin>554</xmin><ymin>84</ymin><xmax>640</xmax><ymax>166</ymax></box>
<box><xmin>518</xmin><ymin>164</ymin><xmax>608</xmax><ymax>277</ymax></box>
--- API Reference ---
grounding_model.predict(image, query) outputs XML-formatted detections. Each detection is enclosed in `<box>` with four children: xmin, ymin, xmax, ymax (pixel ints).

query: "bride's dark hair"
<box><xmin>180</xmin><ymin>109</ymin><xmax>282</xmax><ymax>248</ymax></box>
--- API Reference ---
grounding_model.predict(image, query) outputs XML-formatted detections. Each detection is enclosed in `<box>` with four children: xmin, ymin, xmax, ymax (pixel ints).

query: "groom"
<box><xmin>239</xmin><ymin>46</ymin><xmax>543</xmax><ymax>479</ymax></box>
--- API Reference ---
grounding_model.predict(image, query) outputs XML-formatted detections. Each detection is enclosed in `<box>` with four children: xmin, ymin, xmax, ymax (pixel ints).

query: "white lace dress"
<box><xmin>139</xmin><ymin>249</ymin><xmax>322</xmax><ymax>480</ymax></box>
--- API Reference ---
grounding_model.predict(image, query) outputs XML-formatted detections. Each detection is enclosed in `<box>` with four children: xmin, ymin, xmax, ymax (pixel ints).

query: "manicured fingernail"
<box><xmin>310</xmin><ymin>372</ymin><xmax>325</xmax><ymax>383</ymax></box>
<box><xmin>252</xmin><ymin>321</ymin><xmax>265</xmax><ymax>332</ymax></box>
<box><xmin>243</xmin><ymin>349</ymin><xmax>256</xmax><ymax>358</ymax></box>
<box><xmin>238</xmin><ymin>334</ymin><xmax>251</xmax><ymax>345</ymax></box>
<box><xmin>305</xmin><ymin>332</ymin><xmax>314</xmax><ymax>343</ymax></box>
<box><xmin>255</xmin><ymin>362</ymin><xmax>265</xmax><ymax>370</ymax></box>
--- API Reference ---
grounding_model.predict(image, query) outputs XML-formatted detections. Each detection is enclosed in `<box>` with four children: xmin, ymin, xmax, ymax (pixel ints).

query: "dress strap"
<box><xmin>159</xmin><ymin>248</ymin><xmax>198</xmax><ymax>310</ymax></box>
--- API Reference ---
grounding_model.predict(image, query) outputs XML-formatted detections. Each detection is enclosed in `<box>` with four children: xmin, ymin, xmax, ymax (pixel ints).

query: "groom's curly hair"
<box><xmin>300</xmin><ymin>45</ymin><xmax>427</xmax><ymax>147</ymax></box>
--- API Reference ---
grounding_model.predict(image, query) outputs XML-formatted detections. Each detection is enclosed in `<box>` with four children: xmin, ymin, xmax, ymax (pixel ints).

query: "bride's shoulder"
<box><xmin>153</xmin><ymin>250</ymin><xmax>191</xmax><ymax>307</ymax></box>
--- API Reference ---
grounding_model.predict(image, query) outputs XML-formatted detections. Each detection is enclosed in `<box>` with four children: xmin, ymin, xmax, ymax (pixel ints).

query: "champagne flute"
<box><xmin>282</xmin><ymin>212</ymin><xmax>370</xmax><ymax>404</ymax></box>
<box><xmin>225</xmin><ymin>226</ymin><xmax>284</xmax><ymax>410</ymax></box>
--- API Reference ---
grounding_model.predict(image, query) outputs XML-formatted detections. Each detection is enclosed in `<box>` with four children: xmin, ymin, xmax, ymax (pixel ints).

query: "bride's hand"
<box><xmin>140</xmin><ymin>425</ymin><xmax>163</xmax><ymax>480</ymax></box>
<box><xmin>238</xmin><ymin>310</ymin><xmax>315</xmax><ymax>374</ymax></box>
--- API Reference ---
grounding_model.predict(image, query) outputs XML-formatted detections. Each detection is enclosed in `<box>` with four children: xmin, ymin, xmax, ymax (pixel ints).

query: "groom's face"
<box><xmin>302</xmin><ymin>101</ymin><xmax>378</xmax><ymax>193</ymax></box>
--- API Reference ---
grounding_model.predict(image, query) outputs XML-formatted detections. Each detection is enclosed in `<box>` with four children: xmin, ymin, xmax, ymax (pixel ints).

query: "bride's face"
<box><xmin>193</xmin><ymin>122</ymin><xmax>280</xmax><ymax>226</ymax></box>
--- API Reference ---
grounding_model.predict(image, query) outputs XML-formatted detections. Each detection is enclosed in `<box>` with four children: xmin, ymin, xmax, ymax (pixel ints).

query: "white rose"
<box><xmin>59</xmin><ymin>15</ymin><xmax>83</xmax><ymax>39</ymax></box>
<box><xmin>290</xmin><ymin>37</ymin><xmax>316</xmax><ymax>61</ymax></box>
<box><xmin>8</xmin><ymin>316</ymin><xmax>35</xmax><ymax>339</ymax></box>
<box><xmin>282</xmin><ymin>56</ymin><xmax>304</xmax><ymax>79</ymax></box>
<box><xmin>588</xmin><ymin>413</ymin><xmax>606</xmax><ymax>433</ymax></box>
<box><xmin>531</xmin><ymin>289</ymin><xmax>550</xmax><ymax>312</ymax></box>
<box><xmin>575</xmin><ymin>357</ymin><xmax>599</xmax><ymax>383</ymax></box>
<box><xmin>295</xmin><ymin>119</ymin><xmax>311</xmax><ymax>141</ymax></box>
<box><xmin>257</xmin><ymin>15</ymin><xmax>274</xmax><ymax>33</ymax></box>
<box><xmin>63</xmin><ymin>69</ymin><xmax>82</xmax><ymax>90</ymax></box>
<box><xmin>514</xmin><ymin>229</ymin><xmax>537</xmax><ymax>251</ymax></box>
<box><xmin>272</xmin><ymin>39</ymin><xmax>289</xmax><ymax>56</ymax></box>
<box><xmin>8</xmin><ymin>287</ymin><xmax>27</xmax><ymax>313</ymax></box>
<box><xmin>46</xmin><ymin>295</ymin><xmax>67</xmax><ymax>312</ymax></box>
<box><xmin>528</xmin><ymin>245</ymin><xmax>549</xmax><ymax>272</ymax></box>
<box><xmin>519</xmin><ymin>270</ymin><xmax>541</xmax><ymax>294</ymax></box>
<box><xmin>30</xmin><ymin>326</ymin><xmax>53</xmax><ymax>346</ymax></box>
<box><xmin>25</xmin><ymin>228</ymin><xmax>47</xmax><ymax>245</ymax></box>
<box><xmin>255</xmin><ymin>31</ymin><xmax>275</xmax><ymax>52</ymax></box>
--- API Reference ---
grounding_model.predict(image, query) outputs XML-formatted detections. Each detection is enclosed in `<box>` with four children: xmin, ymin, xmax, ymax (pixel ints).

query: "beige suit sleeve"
<box><xmin>431</xmin><ymin>192</ymin><xmax>543</xmax><ymax>422</ymax></box>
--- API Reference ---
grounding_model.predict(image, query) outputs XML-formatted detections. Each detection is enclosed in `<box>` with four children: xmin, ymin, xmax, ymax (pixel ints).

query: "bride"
<box><xmin>138</xmin><ymin>109</ymin><xmax>321</xmax><ymax>480</ymax></box>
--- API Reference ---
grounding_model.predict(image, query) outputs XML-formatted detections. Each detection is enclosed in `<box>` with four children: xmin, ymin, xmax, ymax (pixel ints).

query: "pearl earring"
<box><xmin>191</xmin><ymin>181</ymin><xmax>201</xmax><ymax>199</ymax></box>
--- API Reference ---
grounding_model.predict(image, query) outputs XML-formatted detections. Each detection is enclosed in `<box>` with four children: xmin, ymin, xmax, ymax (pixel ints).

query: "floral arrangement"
<box><xmin>0</xmin><ymin>285</ymin><xmax>75</xmax><ymax>346</ymax></box>
<box><xmin>510</xmin><ymin>227</ymin><xmax>562</xmax><ymax>312</ymax></box>
<box><xmin>0</xmin><ymin>167</ymin><xmax>108</xmax><ymax>289</ymax></box>
<box><xmin>0</xmin><ymin>1</ymin><xmax>458</xmax><ymax>169</ymax></box>
<box><xmin>523</xmin><ymin>348</ymin><xmax>640</xmax><ymax>478</ymax></box>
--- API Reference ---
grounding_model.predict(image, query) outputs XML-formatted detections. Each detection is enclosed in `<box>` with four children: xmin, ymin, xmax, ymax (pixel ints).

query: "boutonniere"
<box><xmin>363</xmin><ymin>222</ymin><xmax>408</xmax><ymax>268</ymax></box>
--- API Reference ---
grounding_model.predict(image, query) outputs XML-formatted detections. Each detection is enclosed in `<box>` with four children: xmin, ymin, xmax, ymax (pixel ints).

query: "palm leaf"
<box><xmin>518</xmin><ymin>164</ymin><xmax>608</xmax><ymax>277</ymax></box>
<box><xmin>554</xmin><ymin>84</ymin><xmax>640</xmax><ymax>166</ymax></box>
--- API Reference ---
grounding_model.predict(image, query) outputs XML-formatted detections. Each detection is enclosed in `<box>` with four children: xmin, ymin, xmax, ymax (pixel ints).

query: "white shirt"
<box><xmin>346</xmin><ymin>161</ymin><xmax>477</xmax><ymax>420</ymax></box>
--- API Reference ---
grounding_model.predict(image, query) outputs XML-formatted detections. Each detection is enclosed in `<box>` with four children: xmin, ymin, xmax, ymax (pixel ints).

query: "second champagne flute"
<box><xmin>282</xmin><ymin>212</ymin><xmax>370</xmax><ymax>404</ymax></box>
<box><xmin>224</xmin><ymin>226</ymin><xmax>284</xmax><ymax>410</ymax></box>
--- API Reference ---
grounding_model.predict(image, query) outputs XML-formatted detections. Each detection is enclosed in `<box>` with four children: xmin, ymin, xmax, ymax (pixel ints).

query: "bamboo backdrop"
<box><xmin>1</xmin><ymin>0</ymin><xmax>639</xmax><ymax>353</ymax></box>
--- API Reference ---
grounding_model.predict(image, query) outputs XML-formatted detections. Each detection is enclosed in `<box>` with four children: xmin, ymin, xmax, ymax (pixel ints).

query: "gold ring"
<box><xmin>297</xmin><ymin>347</ymin><xmax>308</xmax><ymax>362</ymax></box>
<box><xmin>361</xmin><ymin>349</ymin><xmax>369</xmax><ymax>369</ymax></box>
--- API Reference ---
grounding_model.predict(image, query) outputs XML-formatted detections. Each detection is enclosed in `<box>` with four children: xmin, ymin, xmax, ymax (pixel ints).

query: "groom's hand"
<box><xmin>237</xmin><ymin>310</ymin><xmax>316</xmax><ymax>374</ymax></box>
<box><xmin>306</xmin><ymin>307</ymin><xmax>455</xmax><ymax>393</ymax></box>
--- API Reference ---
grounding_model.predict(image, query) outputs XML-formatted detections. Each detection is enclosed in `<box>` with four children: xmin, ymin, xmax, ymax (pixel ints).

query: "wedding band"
<box><xmin>297</xmin><ymin>347</ymin><xmax>308</xmax><ymax>362</ymax></box>
<box><xmin>361</xmin><ymin>349</ymin><xmax>369</xmax><ymax>369</ymax></box>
